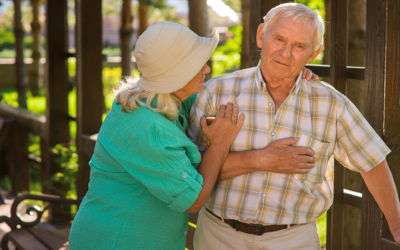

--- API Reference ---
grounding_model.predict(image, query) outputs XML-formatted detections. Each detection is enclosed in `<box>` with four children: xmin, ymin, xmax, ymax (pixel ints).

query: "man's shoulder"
<box><xmin>305</xmin><ymin>79</ymin><xmax>348</xmax><ymax>104</ymax></box>
<box><xmin>204</xmin><ymin>66</ymin><xmax>257</xmax><ymax>90</ymax></box>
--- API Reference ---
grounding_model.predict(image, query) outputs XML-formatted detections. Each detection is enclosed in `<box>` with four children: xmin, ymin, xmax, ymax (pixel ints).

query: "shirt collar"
<box><xmin>255</xmin><ymin>60</ymin><xmax>304</xmax><ymax>94</ymax></box>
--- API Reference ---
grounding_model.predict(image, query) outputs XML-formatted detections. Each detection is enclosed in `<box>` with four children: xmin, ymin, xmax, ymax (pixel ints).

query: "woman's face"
<box><xmin>172</xmin><ymin>64</ymin><xmax>211</xmax><ymax>101</ymax></box>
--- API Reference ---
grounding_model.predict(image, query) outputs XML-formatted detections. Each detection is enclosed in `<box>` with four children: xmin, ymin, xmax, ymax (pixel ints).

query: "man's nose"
<box><xmin>279</xmin><ymin>43</ymin><xmax>292</xmax><ymax>58</ymax></box>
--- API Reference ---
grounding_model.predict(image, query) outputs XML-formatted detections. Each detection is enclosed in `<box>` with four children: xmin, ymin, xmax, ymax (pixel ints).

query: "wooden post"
<box><xmin>45</xmin><ymin>0</ymin><xmax>70</xmax><ymax>222</ymax></box>
<box><xmin>120</xmin><ymin>0</ymin><xmax>133</xmax><ymax>77</ymax></box>
<box><xmin>362</xmin><ymin>0</ymin><xmax>400</xmax><ymax>249</ymax></box>
<box><xmin>75</xmin><ymin>0</ymin><xmax>103</xmax><ymax>198</ymax></box>
<box><xmin>13</xmin><ymin>0</ymin><xmax>27</xmax><ymax>108</ymax></box>
<box><xmin>240</xmin><ymin>0</ymin><xmax>250</xmax><ymax>69</ymax></box>
<box><xmin>326</xmin><ymin>0</ymin><xmax>348</xmax><ymax>249</ymax></box>
<box><xmin>29</xmin><ymin>0</ymin><xmax>41</xmax><ymax>97</ymax></box>
<box><xmin>188</xmin><ymin>0</ymin><xmax>212</xmax><ymax>80</ymax></box>
<box><xmin>8</xmin><ymin>124</ymin><xmax>30</xmax><ymax>194</ymax></box>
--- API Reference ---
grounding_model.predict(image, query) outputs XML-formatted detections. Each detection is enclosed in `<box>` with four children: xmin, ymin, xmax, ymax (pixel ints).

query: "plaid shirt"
<box><xmin>187</xmin><ymin>62</ymin><xmax>390</xmax><ymax>225</ymax></box>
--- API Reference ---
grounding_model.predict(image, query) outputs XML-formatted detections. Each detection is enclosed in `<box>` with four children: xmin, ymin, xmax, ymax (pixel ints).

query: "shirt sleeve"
<box><xmin>120</xmin><ymin>123</ymin><xmax>204</xmax><ymax>213</ymax></box>
<box><xmin>187</xmin><ymin>88</ymin><xmax>215</xmax><ymax>152</ymax></box>
<box><xmin>333</xmin><ymin>98</ymin><xmax>391</xmax><ymax>172</ymax></box>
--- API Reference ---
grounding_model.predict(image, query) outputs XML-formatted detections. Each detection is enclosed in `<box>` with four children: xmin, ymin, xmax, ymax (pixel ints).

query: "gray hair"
<box><xmin>263</xmin><ymin>3</ymin><xmax>325</xmax><ymax>51</ymax></box>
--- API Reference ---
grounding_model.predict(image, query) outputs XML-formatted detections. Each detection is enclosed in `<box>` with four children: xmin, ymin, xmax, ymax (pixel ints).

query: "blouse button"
<box><xmin>183</xmin><ymin>231</ymin><xmax>188</xmax><ymax>235</ymax></box>
<box><xmin>182</xmin><ymin>173</ymin><xmax>188</xmax><ymax>179</ymax></box>
<box><xmin>268</xmin><ymin>102</ymin><xmax>272</xmax><ymax>106</ymax></box>
<box><xmin>263</xmin><ymin>193</ymin><xmax>266</xmax><ymax>197</ymax></box>
<box><xmin>270</xmin><ymin>132</ymin><xmax>275</xmax><ymax>136</ymax></box>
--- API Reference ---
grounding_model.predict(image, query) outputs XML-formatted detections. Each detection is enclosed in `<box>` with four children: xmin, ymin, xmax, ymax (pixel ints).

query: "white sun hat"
<box><xmin>134</xmin><ymin>22</ymin><xmax>219</xmax><ymax>94</ymax></box>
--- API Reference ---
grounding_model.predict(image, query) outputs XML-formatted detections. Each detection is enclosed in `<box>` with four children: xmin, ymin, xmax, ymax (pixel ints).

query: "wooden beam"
<box><xmin>362</xmin><ymin>0</ymin><xmax>388</xmax><ymax>249</ymax></box>
<box><xmin>0</xmin><ymin>103</ymin><xmax>46</xmax><ymax>138</ymax></box>
<box><xmin>13</xmin><ymin>0</ymin><xmax>27</xmax><ymax>108</ymax></box>
<box><xmin>326</xmin><ymin>0</ymin><xmax>348</xmax><ymax>249</ymax></box>
<box><xmin>45</xmin><ymin>0</ymin><xmax>70</xmax><ymax>222</ymax></box>
<box><xmin>75</xmin><ymin>0</ymin><xmax>103</xmax><ymax>198</ymax></box>
<box><xmin>381</xmin><ymin>0</ymin><xmax>400</xmax><ymax>243</ymax></box>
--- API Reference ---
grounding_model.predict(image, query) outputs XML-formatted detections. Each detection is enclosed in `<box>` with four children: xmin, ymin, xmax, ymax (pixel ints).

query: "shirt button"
<box><xmin>270</xmin><ymin>132</ymin><xmax>275</xmax><ymax>136</ymax></box>
<box><xmin>183</xmin><ymin>231</ymin><xmax>187</xmax><ymax>235</ymax></box>
<box><xmin>182</xmin><ymin>173</ymin><xmax>188</xmax><ymax>179</ymax></box>
<box><xmin>268</xmin><ymin>102</ymin><xmax>272</xmax><ymax>106</ymax></box>
<box><xmin>263</xmin><ymin>193</ymin><xmax>266</xmax><ymax>197</ymax></box>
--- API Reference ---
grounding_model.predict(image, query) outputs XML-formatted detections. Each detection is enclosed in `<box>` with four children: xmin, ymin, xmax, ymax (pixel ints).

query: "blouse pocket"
<box><xmin>293</xmin><ymin>134</ymin><xmax>334</xmax><ymax>186</ymax></box>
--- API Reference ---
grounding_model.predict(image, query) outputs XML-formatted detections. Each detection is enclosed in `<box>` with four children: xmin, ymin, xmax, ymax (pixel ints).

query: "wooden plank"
<box><xmin>75</xmin><ymin>0</ymin><xmax>104</xmax><ymax>198</ymax></box>
<box><xmin>0</xmin><ymin>103</ymin><xmax>46</xmax><ymax>138</ymax></box>
<box><xmin>343</xmin><ymin>192</ymin><xmax>362</xmax><ymax>209</ymax></box>
<box><xmin>381</xmin><ymin>0</ymin><xmax>400</xmax><ymax>242</ymax></box>
<box><xmin>362</xmin><ymin>0</ymin><xmax>387</xmax><ymax>249</ymax></box>
<box><xmin>7</xmin><ymin>229</ymin><xmax>48</xmax><ymax>250</ymax></box>
<box><xmin>26</xmin><ymin>227</ymin><xmax>69</xmax><ymax>250</ymax></box>
<box><xmin>380</xmin><ymin>238</ymin><xmax>400</xmax><ymax>250</ymax></box>
<box><xmin>326</xmin><ymin>0</ymin><xmax>348</xmax><ymax>249</ymax></box>
<box><xmin>305</xmin><ymin>65</ymin><xmax>365</xmax><ymax>80</ymax></box>
<box><xmin>45</xmin><ymin>0</ymin><xmax>70</xmax><ymax>222</ymax></box>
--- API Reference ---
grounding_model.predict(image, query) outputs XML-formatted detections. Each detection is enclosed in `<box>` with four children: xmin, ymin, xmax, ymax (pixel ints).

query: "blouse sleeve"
<box><xmin>120</xmin><ymin>122</ymin><xmax>203</xmax><ymax>213</ymax></box>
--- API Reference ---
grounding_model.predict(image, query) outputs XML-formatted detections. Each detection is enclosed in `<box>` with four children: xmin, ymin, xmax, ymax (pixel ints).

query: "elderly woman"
<box><xmin>69</xmin><ymin>22</ymin><xmax>244</xmax><ymax>250</ymax></box>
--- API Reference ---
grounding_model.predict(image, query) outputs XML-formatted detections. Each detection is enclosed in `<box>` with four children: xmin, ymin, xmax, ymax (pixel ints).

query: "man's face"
<box><xmin>257</xmin><ymin>15</ymin><xmax>323</xmax><ymax>82</ymax></box>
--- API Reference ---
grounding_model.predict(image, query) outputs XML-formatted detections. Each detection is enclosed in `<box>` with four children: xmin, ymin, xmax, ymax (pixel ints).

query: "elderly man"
<box><xmin>187</xmin><ymin>3</ymin><xmax>400</xmax><ymax>250</ymax></box>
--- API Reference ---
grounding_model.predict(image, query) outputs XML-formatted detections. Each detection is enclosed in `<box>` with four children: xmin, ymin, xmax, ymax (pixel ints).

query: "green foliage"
<box><xmin>212</xmin><ymin>25</ymin><xmax>242</xmax><ymax>77</ymax></box>
<box><xmin>295</xmin><ymin>0</ymin><xmax>325</xmax><ymax>20</ymax></box>
<box><xmin>49</xmin><ymin>143</ymin><xmax>78</xmax><ymax>199</ymax></box>
<box><xmin>316</xmin><ymin>212</ymin><xmax>327</xmax><ymax>247</ymax></box>
<box><xmin>0</xmin><ymin>28</ymin><xmax>15</xmax><ymax>49</ymax></box>
<box><xmin>102</xmin><ymin>0</ymin><xmax>121</xmax><ymax>16</ymax></box>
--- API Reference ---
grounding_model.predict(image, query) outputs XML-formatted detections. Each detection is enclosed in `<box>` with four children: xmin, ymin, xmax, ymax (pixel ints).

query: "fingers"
<box><xmin>296</xmin><ymin>146</ymin><xmax>315</xmax><ymax>156</ymax></box>
<box><xmin>302</xmin><ymin>68</ymin><xmax>311</xmax><ymax>80</ymax></box>
<box><xmin>215</xmin><ymin>104</ymin><xmax>226</xmax><ymax>119</ymax></box>
<box><xmin>225</xmin><ymin>102</ymin><xmax>233</xmax><ymax>119</ymax></box>
<box><xmin>302</xmin><ymin>68</ymin><xmax>318</xmax><ymax>81</ymax></box>
<box><xmin>236</xmin><ymin>113</ymin><xmax>245</xmax><ymax>129</ymax></box>
<box><xmin>273</xmin><ymin>137</ymin><xmax>300</xmax><ymax>146</ymax></box>
<box><xmin>200</xmin><ymin>116</ymin><xmax>207</xmax><ymax>129</ymax></box>
<box><xmin>232</xmin><ymin>103</ymin><xmax>239</xmax><ymax>122</ymax></box>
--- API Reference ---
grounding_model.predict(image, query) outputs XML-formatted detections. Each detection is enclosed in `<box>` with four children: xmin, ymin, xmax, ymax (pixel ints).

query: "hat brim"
<box><xmin>137</xmin><ymin>30</ymin><xmax>219</xmax><ymax>94</ymax></box>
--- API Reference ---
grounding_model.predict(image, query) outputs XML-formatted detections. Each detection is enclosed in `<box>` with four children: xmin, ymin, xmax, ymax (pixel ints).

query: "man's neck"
<box><xmin>261</xmin><ymin>70</ymin><xmax>299</xmax><ymax>111</ymax></box>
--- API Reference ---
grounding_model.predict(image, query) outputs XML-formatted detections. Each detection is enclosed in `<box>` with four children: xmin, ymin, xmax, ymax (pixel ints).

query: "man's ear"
<box><xmin>256</xmin><ymin>23</ymin><xmax>264</xmax><ymax>49</ymax></box>
<box><xmin>307</xmin><ymin>45</ymin><xmax>324</xmax><ymax>63</ymax></box>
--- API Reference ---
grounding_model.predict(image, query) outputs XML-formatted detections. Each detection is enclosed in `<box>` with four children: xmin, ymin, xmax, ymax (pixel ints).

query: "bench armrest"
<box><xmin>0</xmin><ymin>193</ymin><xmax>82</xmax><ymax>230</ymax></box>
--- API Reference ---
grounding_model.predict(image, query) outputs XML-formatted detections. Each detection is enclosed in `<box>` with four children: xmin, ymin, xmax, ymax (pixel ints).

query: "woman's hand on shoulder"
<box><xmin>200</xmin><ymin>103</ymin><xmax>245</xmax><ymax>148</ymax></box>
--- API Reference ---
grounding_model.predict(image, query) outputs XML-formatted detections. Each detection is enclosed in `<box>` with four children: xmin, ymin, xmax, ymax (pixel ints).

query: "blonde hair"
<box><xmin>263</xmin><ymin>3</ymin><xmax>325</xmax><ymax>51</ymax></box>
<box><xmin>114</xmin><ymin>76</ymin><xmax>182</xmax><ymax>120</ymax></box>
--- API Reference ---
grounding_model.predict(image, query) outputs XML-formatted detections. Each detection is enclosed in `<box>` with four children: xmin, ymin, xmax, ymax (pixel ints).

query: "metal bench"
<box><xmin>0</xmin><ymin>194</ymin><xmax>81</xmax><ymax>250</ymax></box>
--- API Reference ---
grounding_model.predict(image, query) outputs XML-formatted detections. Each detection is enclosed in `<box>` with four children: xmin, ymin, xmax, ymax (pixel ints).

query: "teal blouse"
<box><xmin>69</xmin><ymin>95</ymin><xmax>202</xmax><ymax>250</ymax></box>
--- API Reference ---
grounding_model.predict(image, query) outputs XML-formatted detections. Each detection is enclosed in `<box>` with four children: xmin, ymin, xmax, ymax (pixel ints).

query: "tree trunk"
<box><xmin>13</xmin><ymin>0</ymin><xmax>27</xmax><ymax>108</ymax></box>
<box><xmin>138</xmin><ymin>2</ymin><xmax>148</xmax><ymax>36</ymax></box>
<box><xmin>29</xmin><ymin>0</ymin><xmax>41</xmax><ymax>96</ymax></box>
<box><xmin>343</xmin><ymin>1</ymin><xmax>366</xmax><ymax>249</ymax></box>
<box><xmin>188</xmin><ymin>0</ymin><xmax>212</xmax><ymax>80</ymax></box>
<box><xmin>241</xmin><ymin>0</ymin><xmax>250</xmax><ymax>69</ymax></box>
<box><xmin>120</xmin><ymin>0</ymin><xmax>133</xmax><ymax>77</ymax></box>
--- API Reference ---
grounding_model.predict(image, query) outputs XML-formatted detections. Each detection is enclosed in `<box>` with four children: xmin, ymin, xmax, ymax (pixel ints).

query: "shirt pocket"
<box><xmin>293</xmin><ymin>134</ymin><xmax>334</xmax><ymax>186</ymax></box>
